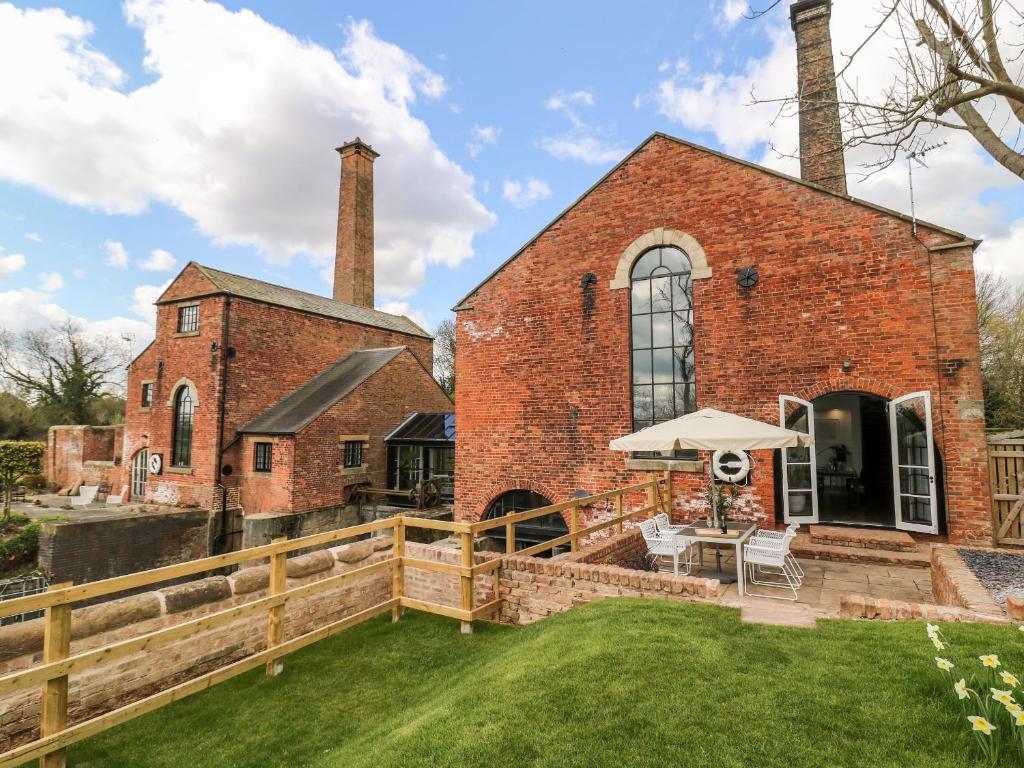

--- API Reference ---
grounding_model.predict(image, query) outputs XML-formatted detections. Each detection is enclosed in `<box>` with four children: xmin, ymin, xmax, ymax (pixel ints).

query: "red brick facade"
<box><xmin>454</xmin><ymin>134</ymin><xmax>991</xmax><ymax>544</ymax></box>
<box><xmin>121</xmin><ymin>263</ymin><xmax>439</xmax><ymax>515</ymax></box>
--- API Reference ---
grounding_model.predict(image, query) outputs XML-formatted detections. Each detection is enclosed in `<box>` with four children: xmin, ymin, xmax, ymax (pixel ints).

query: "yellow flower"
<box><xmin>1000</xmin><ymin>670</ymin><xmax>1020</xmax><ymax>687</ymax></box>
<box><xmin>936</xmin><ymin>657</ymin><xmax>955</xmax><ymax>671</ymax></box>
<box><xmin>991</xmin><ymin>688</ymin><xmax>1016</xmax><ymax>706</ymax></box>
<box><xmin>1015</xmin><ymin>711</ymin><xmax>1024</xmax><ymax>728</ymax></box>
<box><xmin>1008</xmin><ymin>703</ymin><xmax>1023</xmax><ymax>716</ymax></box>
<box><xmin>926</xmin><ymin>623</ymin><xmax>939</xmax><ymax>638</ymax></box>
<box><xmin>954</xmin><ymin>679</ymin><xmax>970</xmax><ymax>700</ymax></box>
<box><xmin>979</xmin><ymin>654</ymin><xmax>1000</xmax><ymax>669</ymax></box>
<box><xmin>968</xmin><ymin>716</ymin><xmax>996</xmax><ymax>735</ymax></box>
<box><xmin>931</xmin><ymin>637</ymin><xmax>945</xmax><ymax>652</ymax></box>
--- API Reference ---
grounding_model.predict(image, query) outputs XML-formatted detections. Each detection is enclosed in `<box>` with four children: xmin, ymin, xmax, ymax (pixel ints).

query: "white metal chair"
<box><xmin>639</xmin><ymin>518</ymin><xmax>693</xmax><ymax>576</ymax></box>
<box><xmin>743</xmin><ymin>536</ymin><xmax>801</xmax><ymax>601</ymax></box>
<box><xmin>105</xmin><ymin>485</ymin><xmax>128</xmax><ymax>506</ymax></box>
<box><xmin>71</xmin><ymin>485</ymin><xmax>99</xmax><ymax>507</ymax></box>
<box><xmin>751</xmin><ymin>523</ymin><xmax>804</xmax><ymax>582</ymax></box>
<box><xmin>653</xmin><ymin>513</ymin><xmax>685</xmax><ymax>536</ymax></box>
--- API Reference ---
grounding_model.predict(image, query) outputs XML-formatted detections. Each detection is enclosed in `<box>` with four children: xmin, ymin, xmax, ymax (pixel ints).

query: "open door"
<box><xmin>889</xmin><ymin>391</ymin><xmax>938</xmax><ymax>534</ymax></box>
<box><xmin>779</xmin><ymin>395</ymin><xmax>818</xmax><ymax>524</ymax></box>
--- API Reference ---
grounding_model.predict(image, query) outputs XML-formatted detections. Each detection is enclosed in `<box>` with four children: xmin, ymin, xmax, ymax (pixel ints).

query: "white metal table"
<box><xmin>677</xmin><ymin>522</ymin><xmax>757</xmax><ymax>596</ymax></box>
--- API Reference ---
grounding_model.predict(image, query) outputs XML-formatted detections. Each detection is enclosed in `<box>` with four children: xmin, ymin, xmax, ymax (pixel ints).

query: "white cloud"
<box><xmin>104</xmin><ymin>239</ymin><xmax>129</xmax><ymax>267</ymax></box>
<box><xmin>717</xmin><ymin>0</ymin><xmax>747</xmax><ymax>28</ymax></box>
<box><xmin>0</xmin><ymin>287</ymin><xmax>152</xmax><ymax>345</ymax></box>
<box><xmin>502</xmin><ymin>178</ymin><xmax>552</xmax><ymax>209</ymax></box>
<box><xmin>0</xmin><ymin>1</ymin><xmax>494</xmax><ymax>300</ymax></box>
<box><xmin>0</xmin><ymin>251</ymin><xmax>26</xmax><ymax>279</ymax></box>
<box><xmin>377</xmin><ymin>299</ymin><xmax>429</xmax><ymax>331</ymax></box>
<box><xmin>131</xmin><ymin>280</ymin><xmax>171</xmax><ymax>324</ymax></box>
<box><xmin>139</xmin><ymin>248</ymin><xmax>177</xmax><ymax>271</ymax></box>
<box><xmin>39</xmin><ymin>271</ymin><xmax>63</xmax><ymax>292</ymax></box>
<box><xmin>541</xmin><ymin>88</ymin><xmax>626</xmax><ymax>166</ymax></box>
<box><xmin>25</xmin><ymin>232</ymin><xmax>42</xmax><ymax>243</ymax></box>
<box><xmin>467</xmin><ymin>124</ymin><xmax>500</xmax><ymax>159</ymax></box>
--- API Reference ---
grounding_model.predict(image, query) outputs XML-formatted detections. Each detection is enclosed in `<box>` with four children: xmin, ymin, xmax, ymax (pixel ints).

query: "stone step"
<box><xmin>809</xmin><ymin>525</ymin><xmax>919</xmax><ymax>553</ymax></box>
<box><xmin>791</xmin><ymin>533</ymin><xmax>931</xmax><ymax>569</ymax></box>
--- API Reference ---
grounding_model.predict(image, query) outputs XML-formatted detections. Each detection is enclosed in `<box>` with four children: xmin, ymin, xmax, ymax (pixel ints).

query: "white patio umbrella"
<box><xmin>609</xmin><ymin>407</ymin><xmax>813</xmax><ymax>584</ymax></box>
<box><xmin>609</xmin><ymin>407</ymin><xmax>813</xmax><ymax>453</ymax></box>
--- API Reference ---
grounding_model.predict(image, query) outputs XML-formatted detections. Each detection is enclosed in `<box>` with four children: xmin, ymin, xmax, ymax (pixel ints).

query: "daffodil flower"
<box><xmin>979</xmin><ymin>654</ymin><xmax>1000</xmax><ymax>669</ymax></box>
<box><xmin>954</xmin><ymin>678</ymin><xmax>970</xmax><ymax>700</ymax></box>
<box><xmin>926</xmin><ymin>623</ymin><xmax>939</xmax><ymax>638</ymax></box>
<box><xmin>991</xmin><ymin>688</ymin><xmax>1015</xmax><ymax>706</ymax></box>
<box><xmin>931</xmin><ymin>637</ymin><xmax>945</xmax><ymax>652</ymax></box>
<box><xmin>968</xmin><ymin>716</ymin><xmax>996</xmax><ymax>735</ymax></box>
<box><xmin>1010</xmin><ymin>703</ymin><xmax>1024</xmax><ymax>717</ymax></box>
<box><xmin>1015</xmin><ymin>711</ymin><xmax>1024</xmax><ymax>728</ymax></box>
<box><xmin>1000</xmin><ymin>670</ymin><xmax>1020</xmax><ymax>687</ymax></box>
<box><xmin>936</xmin><ymin>657</ymin><xmax>955</xmax><ymax>671</ymax></box>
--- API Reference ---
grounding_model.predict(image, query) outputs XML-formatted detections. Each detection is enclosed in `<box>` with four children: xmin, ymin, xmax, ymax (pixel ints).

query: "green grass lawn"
<box><xmin>66</xmin><ymin>600</ymin><xmax>1023</xmax><ymax>768</ymax></box>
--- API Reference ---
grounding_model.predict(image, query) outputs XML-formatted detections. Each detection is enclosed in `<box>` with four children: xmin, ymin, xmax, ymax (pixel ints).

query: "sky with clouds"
<box><xmin>0</xmin><ymin>0</ymin><xmax>1021</xmax><ymax>358</ymax></box>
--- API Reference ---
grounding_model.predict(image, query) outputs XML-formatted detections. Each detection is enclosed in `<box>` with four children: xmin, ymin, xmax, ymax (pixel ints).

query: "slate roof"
<box><xmin>238</xmin><ymin>347</ymin><xmax>406</xmax><ymax>435</ymax></box>
<box><xmin>164</xmin><ymin>263</ymin><xmax>431</xmax><ymax>339</ymax></box>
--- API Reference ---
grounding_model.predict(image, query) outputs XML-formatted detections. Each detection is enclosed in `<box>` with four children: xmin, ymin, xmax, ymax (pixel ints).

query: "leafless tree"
<box><xmin>433</xmin><ymin>317</ymin><xmax>456</xmax><ymax>398</ymax></box>
<box><xmin>0</xmin><ymin>320</ymin><xmax>126</xmax><ymax>424</ymax></box>
<box><xmin>976</xmin><ymin>271</ymin><xmax>1024</xmax><ymax>428</ymax></box>
<box><xmin>751</xmin><ymin>0</ymin><xmax>1024</xmax><ymax>178</ymax></box>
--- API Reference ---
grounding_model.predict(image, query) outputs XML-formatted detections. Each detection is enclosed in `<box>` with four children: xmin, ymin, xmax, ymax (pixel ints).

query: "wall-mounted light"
<box><xmin>842</xmin><ymin>360</ymin><xmax>853</xmax><ymax>373</ymax></box>
<box><xmin>211</xmin><ymin>341</ymin><xmax>219</xmax><ymax>352</ymax></box>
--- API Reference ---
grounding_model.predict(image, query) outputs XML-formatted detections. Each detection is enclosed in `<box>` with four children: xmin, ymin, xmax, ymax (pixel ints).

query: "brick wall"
<box><xmin>122</xmin><ymin>262</ymin><xmax>435</xmax><ymax>511</ymax></box>
<box><xmin>455</xmin><ymin>134</ymin><xmax>990</xmax><ymax>543</ymax></box>
<box><xmin>559</xmin><ymin>527</ymin><xmax>646</xmax><ymax>564</ymax></box>
<box><xmin>0</xmin><ymin>537</ymin><xmax>394</xmax><ymax>751</ymax></box>
<box><xmin>44</xmin><ymin>425</ymin><xmax>123</xmax><ymax>490</ymax></box>
<box><xmin>37</xmin><ymin>506</ymin><xmax>213</xmax><ymax>585</ymax></box>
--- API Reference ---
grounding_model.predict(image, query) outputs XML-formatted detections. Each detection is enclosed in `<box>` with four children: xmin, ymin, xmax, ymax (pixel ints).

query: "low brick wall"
<box><xmin>839</xmin><ymin>594</ymin><xmax>1009</xmax><ymax>624</ymax></box>
<box><xmin>0</xmin><ymin>536</ymin><xmax>395</xmax><ymax>752</ymax></box>
<box><xmin>403</xmin><ymin>542</ymin><xmax>498</xmax><ymax>609</ymax></box>
<box><xmin>38</xmin><ymin>506</ymin><xmax>214</xmax><ymax>585</ymax></box>
<box><xmin>559</xmin><ymin>527</ymin><xmax>645</xmax><ymax>565</ymax></box>
<box><xmin>499</xmin><ymin>555</ymin><xmax>719</xmax><ymax>625</ymax></box>
<box><xmin>930</xmin><ymin>544</ymin><xmax>1004</xmax><ymax>616</ymax></box>
<box><xmin>242</xmin><ymin>504</ymin><xmax>363</xmax><ymax>548</ymax></box>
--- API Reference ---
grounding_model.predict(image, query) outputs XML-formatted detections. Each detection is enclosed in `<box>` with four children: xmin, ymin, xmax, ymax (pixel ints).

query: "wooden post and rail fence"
<box><xmin>0</xmin><ymin>477</ymin><xmax>667</xmax><ymax>768</ymax></box>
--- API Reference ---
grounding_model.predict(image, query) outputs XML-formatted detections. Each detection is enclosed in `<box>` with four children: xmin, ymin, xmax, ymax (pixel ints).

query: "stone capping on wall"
<box><xmin>838</xmin><ymin>594</ymin><xmax>1009</xmax><ymax>624</ymax></box>
<box><xmin>609</xmin><ymin>227</ymin><xmax>712</xmax><ymax>289</ymax></box>
<box><xmin>930</xmin><ymin>544</ymin><xmax>1006</xmax><ymax>618</ymax></box>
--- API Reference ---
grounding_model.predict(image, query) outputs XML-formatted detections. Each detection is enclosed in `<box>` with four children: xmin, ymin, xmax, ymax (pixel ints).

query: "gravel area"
<box><xmin>959</xmin><ymin>549</ymin><xmax>1024</xmax><ymax>611</ymax></box>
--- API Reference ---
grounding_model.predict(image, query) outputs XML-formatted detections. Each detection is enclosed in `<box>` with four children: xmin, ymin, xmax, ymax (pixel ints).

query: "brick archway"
<box><xmin>476</xmin><ymin>478</ymin><xmax>559</xmax><ymax>522</ymax></box>
<box><xmin>609</xmin><ymin>228</ymin><xmax>712</xmax><ymax>289</ymax></box>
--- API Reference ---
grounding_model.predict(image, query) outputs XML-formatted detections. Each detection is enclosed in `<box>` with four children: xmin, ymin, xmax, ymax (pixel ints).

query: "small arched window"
<box><xmin>630</xmin><ymin>246</ymin><xmax>695</xmax><ymax>434</ymax></box>
<box><xmin>172</xmin><ymin>386</ymin><xmax>195</xmax><ymax>468</ymax></box>
<box><xmin>483</xmin><ymin>489</ymin><xmax>564</xmax><ymax>550</ymax></box>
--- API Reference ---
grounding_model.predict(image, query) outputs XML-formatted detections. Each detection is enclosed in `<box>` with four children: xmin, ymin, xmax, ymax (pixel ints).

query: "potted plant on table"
<box><xmin>705</xmin><ymin>480</ymin><xmax>740</xmax><ymax>533</ymax></box>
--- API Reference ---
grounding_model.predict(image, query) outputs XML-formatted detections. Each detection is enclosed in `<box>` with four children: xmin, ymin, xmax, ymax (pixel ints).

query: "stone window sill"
<box><xmin>173</xmin><ymin>331</ymin><xmax>201</xmax><ymax>338</ymax></box>
<box><xmin>139</xmin><ymin>406</ymin><xmax>151</xmax><ymax>413</ymax></box>
<box><xmin>165</xmin><ymin>466</ymin><xmax>193</xmax><ymax>475</ymax></box>
<box><xmin>342</xmin><ymin>465</ymin><xmax>368</xmax><ymax>476</ymax></box>
<box><xmin>84</xmin><ymin>460</ymin><xmax>115</xmax><ymax>467</ymax></box>
<box><xmin>625</xmin><ymin>458</ymin><xmax>704</xmax><ymax>473</ymax></box>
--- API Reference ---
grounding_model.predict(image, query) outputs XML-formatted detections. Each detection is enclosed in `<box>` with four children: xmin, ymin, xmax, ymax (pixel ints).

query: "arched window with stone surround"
<box><xmin>171</xmin><ymin>385</ymin><xmax>195</xmax><ymax>468</ymax></box>
<box><xmin>629</xmin><ymin>245</ymin><xmax>695</xmax><ymax>434</ymax></box>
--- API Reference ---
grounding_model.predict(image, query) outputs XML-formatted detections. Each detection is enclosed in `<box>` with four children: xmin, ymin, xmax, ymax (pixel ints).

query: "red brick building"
<box><xmin>453</xmin><ymin>0</ymin><xmax>992</xmax><ymax>544</ymax></box>
<box><xmin>118</xmin><ymin>139</ymin><xmax>452</xmax><ymax>543</ymax></box>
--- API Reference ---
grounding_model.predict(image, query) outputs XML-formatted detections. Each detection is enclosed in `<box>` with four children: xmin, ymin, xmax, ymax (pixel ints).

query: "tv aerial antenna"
<box><xmin>905</xmin><ymin>138</ymin><xmax>947</xmax><ymax>235</ymax></box>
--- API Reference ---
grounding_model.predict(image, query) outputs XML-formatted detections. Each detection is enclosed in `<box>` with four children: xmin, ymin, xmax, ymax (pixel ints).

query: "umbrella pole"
<box><xmin>705</xmin><ymin>450</ymin><xmax>737</xmax><ymax>585</ymax></box>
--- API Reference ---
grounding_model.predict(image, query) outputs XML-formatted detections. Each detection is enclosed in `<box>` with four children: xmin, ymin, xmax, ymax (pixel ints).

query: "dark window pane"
<box><xmin>633</xmin><ymin>386</ymin><xmax>653</xmax><ymax>421</ymax></box>
<box><xmin>673</xmin><ymin>312</ymin><xmax>693</xmax><ymax>347</ymax></box>
<box><xmin>630</xmin><ymin>249</ymin><xmax>661</xmax><ymax>279</ymax></box>
<box><xmin>674</xmin><ymin>348</ymin><xmax>695</xmax><ymax>381</ymax></box>
<box><xmin>900</xmin><ymin>495</ymin><xmax>932</xmax><ymax>525</ymax></box>
<box><xmin>632</xmin><ymin>315</ymin><xmax>651</xmax><ymax>349</ymax></box>
<box><xmin>899</xmin><ymin>467</ymin><xmax>931</xmax><ymax>496</ymax></box>
<box><xmin>632</xmin><ymin>350</ymin><xmax>652</xmax><ymax>384</ymax></box>
<box><xmin>787</xmin><ymin>463</ymin><xmax>812</xmax><ymax>490</ymax></box>
<box><xmin>785</xmin><ymin>446</ymin><xmax>810</xmax><ymax>463</ymax></box>
<box><xmin>172</xmin><ymin>387</ymin><xmax>194</xmax><ymax>467</ymax></box>
<box><xmin>630</xmin><ymin>280</ymin><xmax>650</xmax><ymax>315</ymax></box>
<box><xmin>672</xmin><ymin>275</ymin><xmax>692</xmax><ymax>310</ymax></box>
<box><xmin>177</xmin><ymin>305</ymin><xmax>199</xmax><ymax>333</ymax></box>
<box><xmin>653</xmin><ymin>384</ymin><xmax>675</xmax><ymax>421</ymax></box>
<box><xmin>651</xmin><ymin>313</ymin><xmax>672</xmax><ymax>347</ymax></box>
<box><xmin>661</xmin><ymin>247</ymin><xmax>691</xmax><ymax>273</ymax></box>
<box><xmin>254</xmin><ymin>443</ymin><xmax>272</xmax><ymax>472</ymax></box>
<box><xmin>650</xmin><ymin>276</ymin><xmax>672</xmax><ymax>312</ymax></box>
<box><xmin>652</xmin><ymin>349</ymin><xmax>674</xmax><ymax>383</ymax></box>
<box><xmin>675</xmin><ymin>382</ymin><xmax>696</xmax><ymax>415</ymax></box>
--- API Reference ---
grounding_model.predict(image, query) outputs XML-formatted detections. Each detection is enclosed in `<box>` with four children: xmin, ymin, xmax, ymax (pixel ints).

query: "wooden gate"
<box><xmin>990</xmin><ymin>437</ymin><xmax>1024</xmax><ymax>546</ymax></box>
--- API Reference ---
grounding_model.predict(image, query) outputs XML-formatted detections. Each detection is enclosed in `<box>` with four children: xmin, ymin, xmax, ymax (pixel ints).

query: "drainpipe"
<box><xmin>215</xmin><ymin>295</ymin><xmax>232</xmax><ymax>514</ymax></box>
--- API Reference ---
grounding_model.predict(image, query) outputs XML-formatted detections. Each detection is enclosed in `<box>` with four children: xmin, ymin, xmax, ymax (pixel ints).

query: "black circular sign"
<box><xmin>737</xmin><ymin>267</ymin><xmax>759</xmax><ymax>289</ymax></box>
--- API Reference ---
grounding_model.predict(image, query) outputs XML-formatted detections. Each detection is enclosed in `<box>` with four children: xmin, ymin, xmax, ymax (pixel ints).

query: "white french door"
<box><xmin>131</xmin><ymin>449</ymin><xmax>148</xmax><ymax>500</ymax></box>
<box><xmin>889</xmin><ymin>391</ymin><xmax>938</xmax><ymax>534</ymax></box>
<box><xmin>779</xmin><ymin>395</ymin><xmax>819</xmax><ymax>524</ymax></box>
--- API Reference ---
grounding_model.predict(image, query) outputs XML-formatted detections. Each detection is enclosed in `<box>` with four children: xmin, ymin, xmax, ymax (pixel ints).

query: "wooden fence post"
<box><xmin>569</xmin><ymin>503</ymin><xmax>579</xmax><ymax>552</ymax></box>
<box><xmin>505</xmin><ymin>520</ymin><xmax>515</xmax><ymax>554</ymax></box>
<box><xmin>663</xmin><ymin>470</ymin><xmax>672</xmax><ymax>516</ymax></box>
<box><xmin>266</xmin><ymin>536</ymin><xmax>287</xmax><ymax>676</ymax></box>
<box><xmin>40</xmin><ymin>581</ymin><xmax>72</xmax><ymax>768</ymax></box>
<box><xmin>646</xmin><ymin>480</ymin><xmax>657</xmax><ymax>518</ymax></box>
<box><xmin>615</xmin><ymin>494</ymin><xmax>623</xmax><ymax>535</ymax></box>
<box><xmin>392</xmin><ymin>519</ymin><xmax>405</xmax><ymax>622</ymax></box>
<box><xmin>460</xmin><ymin>531</ymin><xmax>474</xmax><ymax>635</ymax></box>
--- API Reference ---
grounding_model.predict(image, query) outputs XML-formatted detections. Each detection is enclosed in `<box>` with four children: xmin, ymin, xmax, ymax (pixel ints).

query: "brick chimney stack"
<box><xmin>790</xmin><ymin>0</ymin><xmax>847</xmax><ymax>196</ymax></box>
<box><xmin>334</xmin><ymin>138</ymin><xmax>379</xmax><ymax>308</ymax></box>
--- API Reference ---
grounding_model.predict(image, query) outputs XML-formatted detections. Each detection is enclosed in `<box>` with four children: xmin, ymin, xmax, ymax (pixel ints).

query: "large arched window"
<box><xmin>483</xmin><ymin>489</ymin><xmax>565</xmax><ymax>551</ymax></box>
<box><xmin>630</xmin><ymin>246</ymin><xmax>695</xmax><ymax>434</ymax></box>
<box><xmin>172</xmin><ymin>386</ymin><xmax>195</xmax><ymax>468</ymax></box>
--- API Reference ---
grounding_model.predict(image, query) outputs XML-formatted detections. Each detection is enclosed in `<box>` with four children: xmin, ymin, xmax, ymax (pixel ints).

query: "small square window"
<box><xmin>343</xmin><ymin>441</ymin><xmax>363</xmax><ymax>469</ymax></box>
<box><xmin>141</xmin><ymin>382</ymin><xmax>153</xmax><ymax>408</ymax></box>
<box><xmin>254</xmin><ymin>443</ymin><xmax>273</xmax><ymax>473</ymax></box>
<box><xmin>177</xmin><ymin>305</ymin><xmax>199</xmax><ymax>333</ymax></box>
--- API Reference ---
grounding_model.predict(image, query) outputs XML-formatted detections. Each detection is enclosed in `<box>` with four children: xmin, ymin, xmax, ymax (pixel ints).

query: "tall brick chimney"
<box><xmin>334</xmin><ymin>138</ymin><xmax>379</xmax><ymax>308</ymax></box>
<box><xmin>790</xmin><ymin>0</ymin><xmax>847</xmax><ymax>196</ymax></box>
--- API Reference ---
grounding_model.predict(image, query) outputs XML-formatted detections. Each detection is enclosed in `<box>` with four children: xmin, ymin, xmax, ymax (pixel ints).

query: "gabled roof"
<box><xmin>159</xmin><ymin>262</ymin><xmax>431</xmax><ymax>339</ymax></box>
<box><xmin>453</xmin><ymin>131</ymin><xmax>979</xmax><ymax>310</ymax></box>
<box><xmin>238</xmin><ymin>347</ymin><xmax>405</xmax><ymax>435</ymax></box>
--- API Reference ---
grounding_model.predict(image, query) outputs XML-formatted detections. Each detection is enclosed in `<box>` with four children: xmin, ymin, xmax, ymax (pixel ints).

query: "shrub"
<box><xmin>0</xmin><ymin>519</ymin><xmax>41</xmax><ymax>562</ymax></box>
<box><xmin>0</xmin><ymin>440</ymin><xmax>45</xmax><ymax>521</ymax></box>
